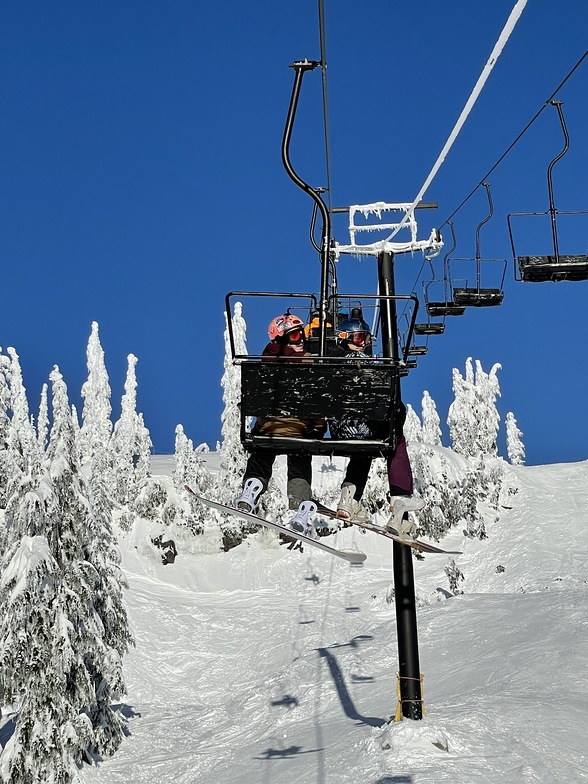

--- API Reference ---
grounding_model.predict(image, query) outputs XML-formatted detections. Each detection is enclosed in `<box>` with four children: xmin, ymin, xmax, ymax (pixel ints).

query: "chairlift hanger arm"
<box><xmin>281</xmin><ymin>59</ymin><xmax>331</xmax><ymax>355</ymax></box>
<box><xmin>475</xmin><ymin>183</ymin><xmax>493</xmax><ymax>262</ymax></box>
<box><xmin>546</xmin><ymin>100</ymin><xmax>569</xmax><ymax>260</ymax></box>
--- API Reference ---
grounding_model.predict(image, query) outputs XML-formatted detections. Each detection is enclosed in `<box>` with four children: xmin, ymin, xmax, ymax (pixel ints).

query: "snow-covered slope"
<box><xmin>79</xmin><ymin>456</ymin><xmax>588</xmax><ymax>784</ymax></box>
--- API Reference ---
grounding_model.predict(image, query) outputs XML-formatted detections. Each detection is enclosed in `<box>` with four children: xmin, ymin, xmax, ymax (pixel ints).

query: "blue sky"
<box><xmin>1</xmin><ymin>0</ymin><xmax>586</xmax><ymax>465</ymax></box>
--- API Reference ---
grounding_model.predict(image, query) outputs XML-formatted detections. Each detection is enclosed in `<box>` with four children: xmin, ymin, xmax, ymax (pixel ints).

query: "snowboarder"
<box><xmin>235</xmin><ymin>313</ymin><xmax>326</xmax><ymax>516</ymax></box>
<box><xmin>329</xmin><ymin>314</ymin><xmax>424</xmax><ymax>537</ymax></box>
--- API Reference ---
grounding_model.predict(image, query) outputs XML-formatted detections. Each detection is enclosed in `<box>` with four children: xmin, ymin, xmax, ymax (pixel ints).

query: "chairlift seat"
<box><xmin>406</xmin><ymin>345</ymin><xmax>428</xmax><ymax>356</ymax></box>
<box><xmin>240</xmin><ymin>360</ymin><xmax>400</xmax><ymax>457</ymax></box>
<box><xmin>241</xmin><ymin>434</ymin><xmax>394</xmax><ymax>457</ymax></box>
<box><xmin>518</xmin><ymin>255</ymin><xmax>588</xmax><ymax>282</ymax></box>
<box><xmin>414</xmin><ymin>323</ymin><xmax>445</xmax><ymax>335</ymax></box>
<box><xmin>426</xmin><ymin>302</ymin><xmax>466</xmax><ymax>317</ymax></box>
<box><xmin>453</xmin><ymin>287</ymin><xmax>504</xmax><ymax>307</ymax></box>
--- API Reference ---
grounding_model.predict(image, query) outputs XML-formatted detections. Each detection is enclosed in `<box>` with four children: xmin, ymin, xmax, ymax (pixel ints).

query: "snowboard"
<box><xmin>184</xmin><ymin>486</ymin><xmax>367</xmax><ymax>564</ymax></box>
<box><xmin>312</xmin><ymin>501</ymin><xmax>462</xmax><ymax>555</ymax></box>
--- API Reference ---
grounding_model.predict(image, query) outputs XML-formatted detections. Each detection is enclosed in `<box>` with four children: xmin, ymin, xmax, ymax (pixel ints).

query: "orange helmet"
<box><xmin>268</xmin><ymin>313</ymin><xmax>305</xmax><ymax>341</ymax></box>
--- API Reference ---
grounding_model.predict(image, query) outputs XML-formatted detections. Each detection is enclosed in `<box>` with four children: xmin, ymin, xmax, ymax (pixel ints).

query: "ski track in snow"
<box><xmin>75</xmin><ymin>456</ymin><xmax>588</xmax><ymax>784</ymax></box>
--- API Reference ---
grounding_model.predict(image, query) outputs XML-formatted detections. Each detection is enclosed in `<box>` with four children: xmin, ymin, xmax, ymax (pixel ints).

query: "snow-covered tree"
<box><xmin>0</xmin><ymin>348</ymin><xmax>12</xmax><ymax>506</ymax></box>
<box><xmin>505</xmin><ymin>411</ymin><xmax>525</xmax><ymax>465</ymax></box>
<box><xmin>447</xmin><ymin>363</ymin><xmax>477</xmax><ymax>456</ymax></box>
<box><xmin>48</xmin><ymin>366</ymin><xmax>132</xmax><ymax>759</ymax></box>
<box><xmin>217</xmin><ymin>304</ymin><xmax>248</xmax><ymax>503</ymax></box>
<box><xmin>0</xmin><ymin>366</ymin><xmax>132</xmax><ymax>779</ymax></box>
<box><xmin>0</xmin><ymin>534</ymin><xmax>94</xmax><ymax>784</ymax></box>
<box><xmin>403</xmin><ymin>403</ymin><xmax>422</xmax><ymax>442</ymax></box>
<box><xmin>447</xmin><ymin>357</ymin><xmax>501</xmax><ymax>457</ymax></box>
<box><xmin>6</xmin><ymin>347</ymin><xmax>39</xmax><ymax>478</ymax></box>
<box><xmin>215</xmin><ymin>302</ymin><xmax>262</xmax><ymax>548</ymax></box>
<box><xmin>421</xmin><ymin>390</ymin><xmax>442</xmax><ymax>445</ymax></box>
<box><xmin>172</xmin><ymin>425</ymin><xmax>213</xmax><ymax>536</ymax></box>
<box><xmin>473</xmin><ymin>360</ymin><xmax>501</xmax><ymax>456</ymax></box>
<box><xmin>79</xmin><ymin>322</ymin><xmax>113</xmax><ymax>466</ymax></box>
<box><xmin>111</xmin><ymin>354</ymin><xmax>152</xmax><ymax>510</ymax></box>
<box><xmin>37</xmin><ymin>383</ymin><xmax>49</xmax><ymax>452</ymax></box>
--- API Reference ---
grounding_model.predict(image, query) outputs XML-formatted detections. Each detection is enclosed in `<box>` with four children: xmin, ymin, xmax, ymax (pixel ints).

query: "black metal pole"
<box><xmin>281</xmin><ymin>60</ymin><xmax>332</xmax><ymax>355</ymax></box>
<box><xmin>377</xmin><ymin>250</ymin><xmax>423</xmax><ymax>721</ymax></box>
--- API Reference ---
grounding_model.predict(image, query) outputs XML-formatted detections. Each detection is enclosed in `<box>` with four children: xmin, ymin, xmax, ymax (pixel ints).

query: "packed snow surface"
<box><xmin>76</xmin><ymin>454</ymin><xmax>588</xmax><ymax>784</ymax></box>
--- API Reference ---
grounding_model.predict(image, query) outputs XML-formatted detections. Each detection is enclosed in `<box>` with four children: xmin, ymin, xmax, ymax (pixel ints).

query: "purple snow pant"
<box><xmin>343</xmin><ymin>436</ymin><xmax>414</xmax><ymax>500</ymax></box>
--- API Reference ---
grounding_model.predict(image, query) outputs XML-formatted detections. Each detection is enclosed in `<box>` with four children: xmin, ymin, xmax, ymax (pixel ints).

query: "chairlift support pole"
<box><xmin>378</xmin><ymin>250</ymin><xmax>423</xmax><ymax>722</ymax></box>
<box><xmin>282</xmin><ymin>59</ymin><xmax>332</xmax><ymax>355</ymax></box>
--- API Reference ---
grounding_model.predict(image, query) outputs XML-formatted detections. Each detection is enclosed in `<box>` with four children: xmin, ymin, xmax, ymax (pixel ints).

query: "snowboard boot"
<box><xmin>336</xmin><ymin>483</ymin><xmax>371</xmax><ymax>523</ymax></box>
<box><xmin>288</xmin><ymin>501</ymin><xmax>318</xmax><ymax>538</ymax></box>
<box><xmin>386</xmin><ymin>495</ymin><xmax>425</xmax><ymax>538</ymax></box>
<box><xmin>235</xmin><ymin>478</ymin><xmax>264</xmax><ymax>514</ymax></box>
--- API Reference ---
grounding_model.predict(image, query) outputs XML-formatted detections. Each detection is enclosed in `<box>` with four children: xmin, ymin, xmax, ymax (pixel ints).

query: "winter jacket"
<box><xmin>253</xmin><ymin>341</ymin><xmax>327</xmax><ymax>439</ymax></box>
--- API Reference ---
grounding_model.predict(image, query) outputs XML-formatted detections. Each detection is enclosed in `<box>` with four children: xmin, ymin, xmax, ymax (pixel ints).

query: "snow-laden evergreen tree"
<box><xmin>0</xmin><ymin>368</ymin><xmax>95</xmax><ymax>782</ymax></box>
<box><xmin>37</xmin><ymin>382</ymin><xmax>49</xmax><ymax>452</ymax></box>
<box><xmin>6</xmin><ymin>348</ymin><xmax>39</xmax><ymax>480</ymax></box>
<box><xmin>421</xmin><ymin>390</ymin><xmax>442</xmax><ymax>445</ymax></box>
<box><xmin>1</xmin><ymin>350</ymin><xmax>43</xmax><ymax>552</ymax></box>
<box><xmin>79</xmin><ymin>322</ymin><xmax>113</xmax><ymax>467</ymax></box>
<box><xmin>172</xmin><ymin>425</ymin><xmax>212</xmax><ymax>536</ymax></box>
<box><xmin>47</xmin><ymin>366</ymin><xmax>132</xmax><ymax>760</ymax></box>
<box><xmin>505</xmin><ymin>411</ymin><xmax>525</xmax><ymax>465</ymax></box>
<box><xmin>403</xmin><ymin>403</ymin><xmax>422</xmax><ymax>442</ymax></box>
<box><xmin>0</xmin><ymin>365</ymin><xmax>132</xmax><ymax>778</ymax></box>
<box><xmin>473</xmin><ymin>359</ymin><xmax>501</xmax><ymax>455</ymax></box>
<box><xmin>174</xmin><ymin>425</ymin><xmax>212</xmax><ymax>496</ymax></box>
<box><xmin>447</xmin><ymin>363</ymin><xmax>477</xmax><ymax>456</ymax></box>
<box><xmin>447</xmin><ymin>357</ymin><xmax>501</xmax><ymax>457</ymax></box>
<box><xmin>111</xmin><ymin>354</ymin><xmax>152</xmax><ymax>512</ymax></box>
<box><xmin>0</xmin><ymin>348</ymin><xmax>11</xmax><ymax>506</ymax></box>
<box><xmin>216</xmin><ymin>302</ymin><xmax>259</xmax><ymax>548</ymax></box>
<box><xmin>0</xmin><ymin>534</ymin><xmax>94</xmax><ymax>784</ymax></box>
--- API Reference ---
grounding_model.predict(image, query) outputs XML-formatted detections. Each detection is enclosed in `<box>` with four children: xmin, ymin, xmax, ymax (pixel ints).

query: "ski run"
<box><xmin>70</xmin><ymin>451</ymin><xmax>588</xmax><ymax>784</ymax></box>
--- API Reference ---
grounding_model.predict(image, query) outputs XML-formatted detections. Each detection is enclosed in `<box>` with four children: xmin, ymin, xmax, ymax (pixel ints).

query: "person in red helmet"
<box><xmin>236</xmin><ymin>313</ymin><xmax>326</xmax><ymax>515</ymax></box>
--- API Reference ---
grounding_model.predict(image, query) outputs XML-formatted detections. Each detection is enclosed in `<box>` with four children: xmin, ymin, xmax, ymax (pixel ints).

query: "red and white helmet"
<box><xmin>268</xmin><ymin>313</ymin><xmax>305</xmax><ymax>341</ymax></box>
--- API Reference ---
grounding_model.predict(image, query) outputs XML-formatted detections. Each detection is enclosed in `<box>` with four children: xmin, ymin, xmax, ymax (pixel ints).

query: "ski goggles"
<box><xmin>348</xmin><ymin>331</ymin><xmax>371</xmax><ymax>346</ymax></box>
<box><xmin>286</xmin><ymin>329</ymin><xmax>304</xmax><ymax>343</ymax></box>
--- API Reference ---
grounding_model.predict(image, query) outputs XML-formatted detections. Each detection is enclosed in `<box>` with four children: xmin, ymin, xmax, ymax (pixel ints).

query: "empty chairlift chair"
<box><xmin>507</xmin><ymin>101</ymin><xmax>588</xmax><ymax>283</ymax></box>
<box><xmin>423</xmin><ymin>221</ymin><xmax>466</xmax><ymax>318</ymax></box>
<box><xmin>451</xmin><ymin>183</ymin><xmax>506</xmax><ymax>307</ymax></box>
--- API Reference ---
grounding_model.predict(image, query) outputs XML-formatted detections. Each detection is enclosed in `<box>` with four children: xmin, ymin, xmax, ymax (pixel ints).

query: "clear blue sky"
<box><xmin>1</xmin><ymin>0</ymin><xmax>586</xmax><ymax>465</ymax></box>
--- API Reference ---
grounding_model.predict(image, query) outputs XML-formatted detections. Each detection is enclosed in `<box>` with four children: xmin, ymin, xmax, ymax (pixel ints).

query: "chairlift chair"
<box><xmin>450</xmin><ymin>183</ymin><xmax>506</xmax><ymax>307</ymax></box>
<box><xmin>414</xmin><ymin>322</ymin><xmax>445</xmax><ymax>335</ymax></box>
<box><xmin>405</xmin><ymin>345</ymin><xmax>428</xmax><ymax>356</ymax></box>
<box><xmin>423</xmin><ymin>221</ymin><xmax>467</xmax><ymax>316</ymax></box>
<box><xmin>507</xmin><ymin>101</ymin><xmax>588</xmax><ymax>283</ymax></box>
<box><xmin>226</xmin><ymin>292</ymin><xmax>419</xmax><ymax>459</ymax></box>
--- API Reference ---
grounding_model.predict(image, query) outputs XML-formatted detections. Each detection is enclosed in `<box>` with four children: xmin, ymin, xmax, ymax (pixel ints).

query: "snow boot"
<box><xmin>288</xmin><ymin>501</ymin><xmax>318</xmax><ymax>538</ymax></box>
<box><xmin>235</xmin><ymin>478</ymin><xmax>263</xmax><ymax>514</ymax></box>
<box><xmin>336</xmin><ymin>482</ymin><xmax>371</xmax><ymax>523</ymax></box>
<box><xmin>386</xmin><ymin>495</ymin><xmax>425</xmax><ymax>538</ymax></box>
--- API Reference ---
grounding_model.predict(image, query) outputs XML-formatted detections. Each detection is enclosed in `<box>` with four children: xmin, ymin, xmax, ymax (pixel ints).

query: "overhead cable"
<box><xmin>440</xmin><ymin>48</ymin><xmax>588</xmax><ymax>229</ymax></box>
<box><xmin>382</xmin><ymin>0</ymin><xmax>529</xmax><ymax>247</ymax></box>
